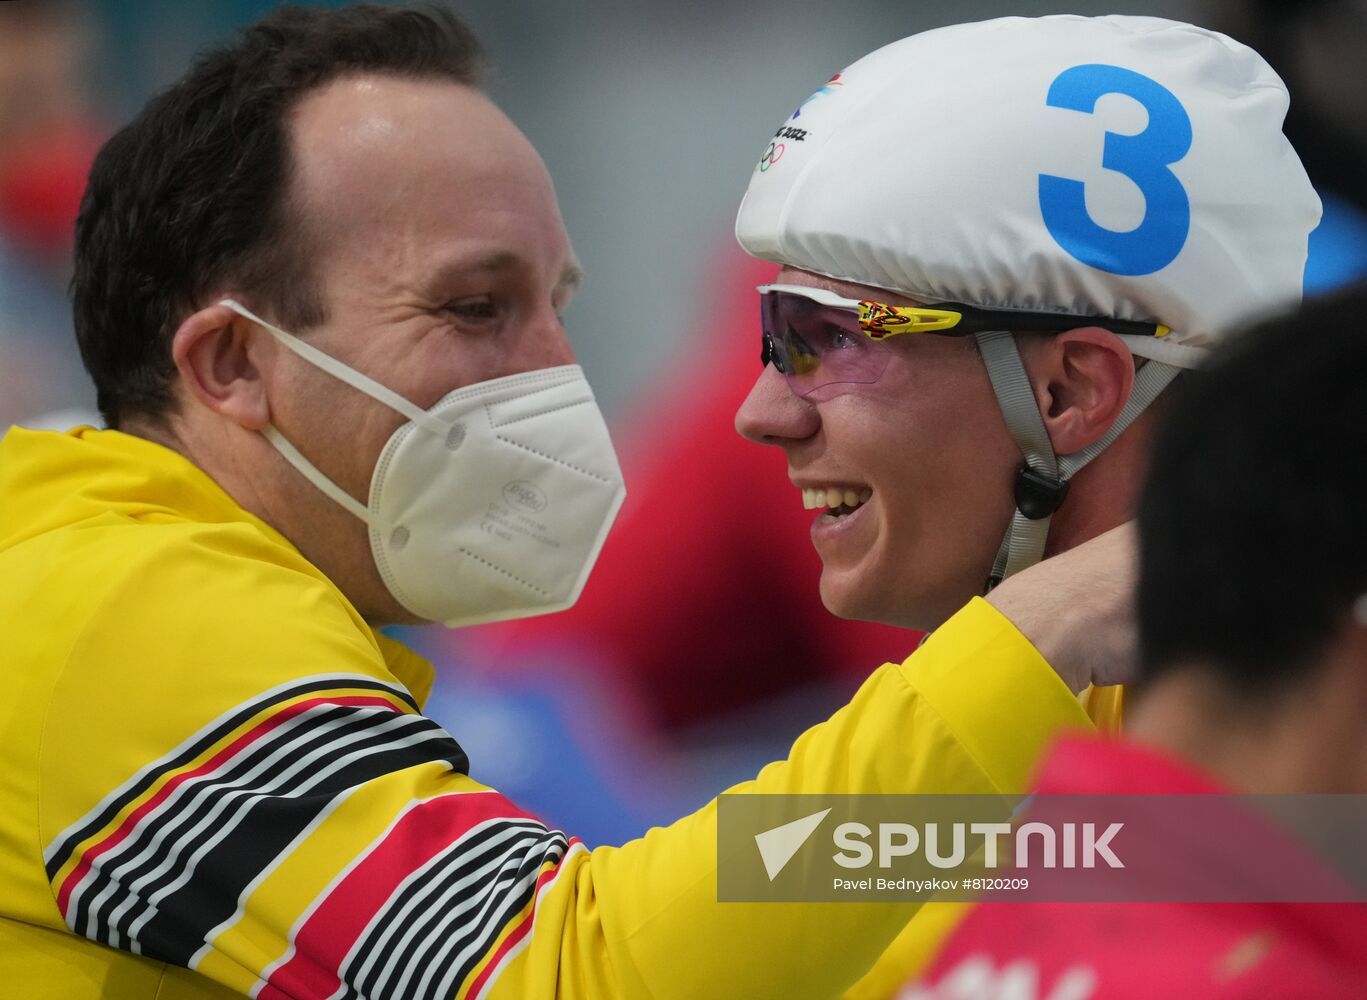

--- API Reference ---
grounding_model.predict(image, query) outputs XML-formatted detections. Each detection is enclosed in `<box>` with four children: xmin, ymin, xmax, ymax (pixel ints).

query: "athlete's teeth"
<box><xmin>801</xmin><ymin>487</ymin><xmax>873</xmax><ymax>510</ymax></box>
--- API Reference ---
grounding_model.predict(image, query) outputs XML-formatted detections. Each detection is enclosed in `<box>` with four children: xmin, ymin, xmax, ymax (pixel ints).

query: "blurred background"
<box><xmin>2</xmin><ymin>0</ymin><xmax>1365</xmax><ymax>845</ymax></box>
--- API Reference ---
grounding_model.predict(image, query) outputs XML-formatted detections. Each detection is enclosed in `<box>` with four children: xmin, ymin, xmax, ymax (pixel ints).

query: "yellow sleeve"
<box><xmin>39</xmin><ymin>516</ymin><xmax>1089</xmax><ymax>1000</ymax></box>
<box><xmin>489</xmin><ymin>597</ymin><xmax>1094</xmax><ymax>999</ymax></box>
<box><xmin>840</xmin><ymin>598</ymin><xmax>1100</xmax><ymax>1000</ymax></box>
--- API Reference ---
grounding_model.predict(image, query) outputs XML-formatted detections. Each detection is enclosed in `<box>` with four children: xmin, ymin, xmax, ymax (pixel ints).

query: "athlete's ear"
<box><xmin>171</xmin><ymin>302</ymin><xmax>272</xmax><ymax>431</ymax></box>
<box><xmin>1020</xmin><ymin>327</ymin><xmax>1136</xmax><ymax>456</ymax></box>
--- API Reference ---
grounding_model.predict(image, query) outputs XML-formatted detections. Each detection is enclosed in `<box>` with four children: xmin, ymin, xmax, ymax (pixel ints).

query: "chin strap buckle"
<box><xmin>1013</xmin><ymin>465</ymin><xmax>1070</xmax><ymax>521</ymax></box>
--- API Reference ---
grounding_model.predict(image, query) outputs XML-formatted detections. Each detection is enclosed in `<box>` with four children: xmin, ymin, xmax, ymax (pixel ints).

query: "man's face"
<box><xmin>260</xmin><ymin>76</ymin><xmax>579</xmax><ymax>620</ymax></box>
<box><xmin>735</xmin><ymin>268</ymin><xmax>1020</xmax><ymax>631</ymax></box>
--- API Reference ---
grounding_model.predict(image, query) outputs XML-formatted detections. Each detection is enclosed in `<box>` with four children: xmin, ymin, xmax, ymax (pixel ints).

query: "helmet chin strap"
<box><xmin>975</xmin><ymin>330</ymin><xmax>1183</xmax><ymax>588</ymax></box>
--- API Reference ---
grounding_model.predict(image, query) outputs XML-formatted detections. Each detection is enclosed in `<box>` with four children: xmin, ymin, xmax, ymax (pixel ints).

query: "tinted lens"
<box><xmin>760</xmin><ymin>291</ymin><xmax>892</xmax><ymax>396</ymax></box>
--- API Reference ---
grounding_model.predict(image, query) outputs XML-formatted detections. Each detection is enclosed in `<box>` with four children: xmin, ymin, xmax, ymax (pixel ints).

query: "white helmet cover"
<box><xmin>736</xmin><ymin>15</ymin><xmax>1322</xmax><ymax>368</ymax></box>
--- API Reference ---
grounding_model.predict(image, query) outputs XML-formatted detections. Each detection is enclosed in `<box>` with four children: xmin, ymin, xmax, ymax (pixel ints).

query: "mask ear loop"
<box><xmin>977</xmin><ymin>329</ymin><xmax>1183</xmax><ymax>588</ymax></box>
<box><xmin>218</xmin><ymin>299</ymin><xmax>450</xmax><ymax>438</ymax></box>
<box><xmin>259</xmin><ymin>425</ymin><xmax>376</xmax><ymax>527</ymax></box>
<box><xmin>219</xmin><ymin>298</ymin><xmax>457</xmax><ymax>531</ymax></box>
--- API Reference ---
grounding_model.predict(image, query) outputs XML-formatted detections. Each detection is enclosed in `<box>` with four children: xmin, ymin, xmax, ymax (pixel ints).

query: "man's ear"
<box><xmin>170</xmin><ymin>302</ymin><xmax>272</xmax><ymax>431</ymax></box>
<box><xmin>1023</xmin><ymin>327</ymin><xmax>1136</xmax><ymax>456</ymax></box>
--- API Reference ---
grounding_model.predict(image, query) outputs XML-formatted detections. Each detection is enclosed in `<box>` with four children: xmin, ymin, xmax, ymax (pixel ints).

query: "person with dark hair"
<box><xmin>70</xmin><ymin>3</ymin><xmax>487</xmax><ymax>429</ymax></box>
<box><xmin>0</xmin><ymin>5</ymin><xmax>1139</xmax><ymax>997</ymax></box>
<box><xmin>904</xmin><ymin>287</ymin><xmax>1367</xmax><ymax>996</ymax></box>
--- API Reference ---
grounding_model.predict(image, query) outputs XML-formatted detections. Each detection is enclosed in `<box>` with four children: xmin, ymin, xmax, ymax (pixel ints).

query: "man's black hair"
<box><xmin>1137</xmin><ymin>283</ymin><xmax>1367</xmax><ymax>694</ymax></box>
<box><xmin>71</xmin><ymin>3</ymin><xmax>485</xmax><ymax>428</ymax></box>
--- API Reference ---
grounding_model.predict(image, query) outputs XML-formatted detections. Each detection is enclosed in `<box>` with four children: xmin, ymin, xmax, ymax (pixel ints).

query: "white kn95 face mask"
<box><xmin>220</xmin><ymin>299</ymin><xmax>627</xmax><ymax>628</ymax></box>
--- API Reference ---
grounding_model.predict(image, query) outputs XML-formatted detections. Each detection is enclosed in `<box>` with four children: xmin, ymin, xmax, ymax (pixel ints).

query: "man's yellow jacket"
<box><xmin>0</xmin><ymin>427</ymin><xmax>1112</xmax><ymax>998</ymax></box>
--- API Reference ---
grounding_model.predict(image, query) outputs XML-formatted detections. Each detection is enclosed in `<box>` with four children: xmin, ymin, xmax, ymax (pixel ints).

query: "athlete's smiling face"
<box><xmin>736</xmin><ymin>267</ymin><xmax>1020</xmax><ymax>631</ymax></box>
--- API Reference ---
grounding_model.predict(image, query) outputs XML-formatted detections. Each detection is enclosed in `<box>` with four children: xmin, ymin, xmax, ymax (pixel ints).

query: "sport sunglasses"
<box><xmin>758</xmin><ymin>282</ymin><xmax>1172</xmax><ymax>398</ymax></box>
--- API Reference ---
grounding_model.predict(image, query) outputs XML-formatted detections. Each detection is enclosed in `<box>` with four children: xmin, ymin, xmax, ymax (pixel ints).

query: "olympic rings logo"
<box><xmin>758</xmin><ymin>141</ymin><xmax>785</xmax><ymax>172</ymax></box>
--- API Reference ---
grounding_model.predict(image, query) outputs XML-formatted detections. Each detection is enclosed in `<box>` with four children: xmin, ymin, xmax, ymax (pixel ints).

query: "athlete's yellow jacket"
<box><xmin>0</xmin><ymin>426</ymin><xmax>1101</xmax><ymax>999</ymax></box>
